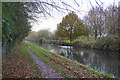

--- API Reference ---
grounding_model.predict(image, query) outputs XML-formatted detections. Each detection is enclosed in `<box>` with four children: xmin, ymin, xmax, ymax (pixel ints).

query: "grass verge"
<box><xmin>25</xmin><ymin>42</ymin><xmax>116</xmax><ymax>78</ymax></box>
<box><xmin>2</xmin><ymin>43</ymin><xmax>42</xmax><ymax>78</ymax></box>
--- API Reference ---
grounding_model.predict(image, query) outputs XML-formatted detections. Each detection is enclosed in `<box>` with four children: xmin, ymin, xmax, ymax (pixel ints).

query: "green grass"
<box><xmin>62</xmin><ymin>36</ymin><xmax>95</xmax><ymax>44</ymax></box>
<box><xmin>21</xmin><ymin>43</ymin><xmax>42</xmax><ymax>78</ymax></box>
<box><xmin>63</xmin><ymin>40</ymin><xmax>86</xmax><ymax>43</ymax></box>
<box><xmin>25</xmin><ymin>42</ymin><xmax>71</xmax><ymax>77</ymax></box>
<box><xmin>22</xmin><ymin>43</ymin><xmax>30</xmax><ymax>55</ymax></box>
<box><xmin>25</xmin><ymin>42</ymin><xmax>116</xmax><ymax>78</ymax></box>
<box><xmin>63</xmin><ymin>40</ymin><xmax>75</xmax><ymax>43</ymax></box>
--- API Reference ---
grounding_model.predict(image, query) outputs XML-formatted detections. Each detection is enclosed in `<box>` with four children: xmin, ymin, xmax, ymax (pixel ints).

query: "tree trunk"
<box><xmin>95</xmin><ymin>30</ymin><xmax>97</xmax><ymax>40</ymax></box>
<box><xmin>95</xmin><ymin>26</ymin><xmax>97</xmax><ymax>40</ymax></box>
<box><xmin>87</xmin><ymin>34</ymin><xmax>89</xmax><ymax>41</ymax></box>
<box><xmin>99</xmin><ymin>28</ymin><xmax>102</xmax><ymax>37</ymax></box>
<box><xmin>70</xmin><ymin>25</ymin><xmax>73</xmax><ymax>43</ymax></box>
<box><xmin>70</xmin><ymin>32</ymin><xmax>72</xmax><ymax>44</ymax></box>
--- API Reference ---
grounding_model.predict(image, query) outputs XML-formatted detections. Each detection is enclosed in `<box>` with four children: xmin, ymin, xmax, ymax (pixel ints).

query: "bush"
<box><xmin>93</xmin><ymin>35</ymin><xmax>120</xmax><ymax>50</ymax></box>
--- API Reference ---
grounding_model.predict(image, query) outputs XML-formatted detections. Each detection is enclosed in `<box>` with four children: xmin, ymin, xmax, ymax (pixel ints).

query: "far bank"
<box><xmin>49</xmin><ymin>35</ymin><xmax>120</xmax><ymax>51</ymax></box>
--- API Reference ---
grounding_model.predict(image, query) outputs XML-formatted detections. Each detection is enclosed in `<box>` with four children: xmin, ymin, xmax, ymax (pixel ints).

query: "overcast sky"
<box><xmin>31</xmin><ymin>0</ymin><xmax>120</xmax><ymax>32</ymax></box>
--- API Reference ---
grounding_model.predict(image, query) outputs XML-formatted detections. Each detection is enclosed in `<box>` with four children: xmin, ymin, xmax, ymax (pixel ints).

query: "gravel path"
<box><xmin>25</xmin><ymin>45</ymin><xmax>62</xmax><ymax>78</ymax></box>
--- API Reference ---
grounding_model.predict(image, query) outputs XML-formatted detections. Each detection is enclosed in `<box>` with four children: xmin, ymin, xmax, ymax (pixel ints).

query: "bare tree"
<box><xmin>87</xmin><ymin>7</ymin><xmax>98</xmax><ymax>40</ymax></box>
<box><xmin>19</xmin><ymin>0</ymin><xmax>84</xmax><ymax>21</ymax></box>
<box><xmin>104</xmin><ymin>5</ymin><xmax>118</xmax><ymax>35</ymax></box>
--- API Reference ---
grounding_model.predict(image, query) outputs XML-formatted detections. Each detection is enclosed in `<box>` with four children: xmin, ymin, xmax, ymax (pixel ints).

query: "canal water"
<box><xmin>30</xmin><ymin>42</ymin><xmax>120</xmax><ymax>78</ymax></box>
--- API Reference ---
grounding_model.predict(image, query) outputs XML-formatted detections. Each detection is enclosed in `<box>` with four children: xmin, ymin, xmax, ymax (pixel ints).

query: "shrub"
<box><xmin>93</xmin><ymin>35</ymin><xmax>120</xmax><ymax>50</ymax></box>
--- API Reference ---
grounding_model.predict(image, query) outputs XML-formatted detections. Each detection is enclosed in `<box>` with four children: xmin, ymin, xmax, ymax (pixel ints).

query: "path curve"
<box><xmin>25</xmin><ymin>44</ymin><xmax>62</xmax><ymax>78</ymax></box>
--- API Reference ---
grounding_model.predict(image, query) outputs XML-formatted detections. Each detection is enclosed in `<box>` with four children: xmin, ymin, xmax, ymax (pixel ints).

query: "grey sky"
<box><xmin>31</xmin><ymin>0</ymin><xmax>120</xmax><ymax>32</ymax></box>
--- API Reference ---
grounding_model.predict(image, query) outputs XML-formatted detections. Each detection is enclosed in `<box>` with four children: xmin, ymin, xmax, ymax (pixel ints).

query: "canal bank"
<box><xmin>50</xmin><ymin>35</ymin><xmax>120</xmax><ymax>51</ymax></box>
<box><xmin>26</xmin><ymin>42</ymin><xmax>119</xmax><ymax>78</ymax></box>
<box><xmin>29</xmin><ymin>41</ymin><xmax>120</xmax><ymax>78</ymax></box>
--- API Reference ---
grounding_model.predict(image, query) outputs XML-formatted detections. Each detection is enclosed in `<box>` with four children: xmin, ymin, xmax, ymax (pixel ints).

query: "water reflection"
<box><xmin>30</xmin><ymin>42</ymin><xmax>119</xmax><ymax>78</ymax></box>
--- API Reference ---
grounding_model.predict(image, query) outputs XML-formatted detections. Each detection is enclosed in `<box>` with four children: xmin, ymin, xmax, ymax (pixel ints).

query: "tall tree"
<box><xmin>95</xmin><ymin>6</ymin><xmax>104</xmax><ymax>37</ymax></box>
<box><xmin>85</xmin><ymin>6</ymin><xmax>105</xmax><ymax>40</ymax></box>
<box><xmin>83</xmin><ymin>17</ymin><xmax>90</xmax><ymax>40</ymax></box>
<box><xmin>55</xmin><ymin>12</ymin><xmax>86</xmax><ymax>42</ymax></box>
<box><xmin>104</xmin><ymin>5</ymin><xmax>118</xmax><ymax>36</ymax></box>
<box><xmin>2</xmin><ymin>2</ymin><xmax>31</xmax><ymax>57</ymax></box>
<box><xmin>36</xmin><ymin>29</ymin><xmax>51</xmax><ymax>43</ymax></box>
<box><xmin>87</xmin><ymin>8</ymin><xmax>98</xmax><ymax>40</ymax></box>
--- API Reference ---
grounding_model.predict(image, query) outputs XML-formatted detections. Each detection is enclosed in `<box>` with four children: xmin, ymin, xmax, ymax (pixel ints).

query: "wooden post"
<box><xmin>118</xmin><ymin>1</ymin><xmax>120</xmax><ymax>37</ymax></box>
